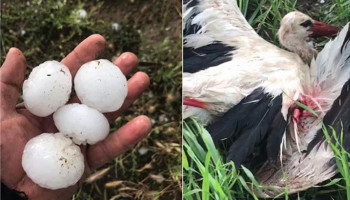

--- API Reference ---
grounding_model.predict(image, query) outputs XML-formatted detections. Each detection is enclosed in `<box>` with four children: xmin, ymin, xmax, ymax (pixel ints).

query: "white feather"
<box><xmin>316</xmin><ymin>23</ymin><xmax>350</xmax><ymax>98</ymax></box>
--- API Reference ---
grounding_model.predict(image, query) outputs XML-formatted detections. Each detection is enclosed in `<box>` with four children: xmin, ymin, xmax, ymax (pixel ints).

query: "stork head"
<box><xmin>278</xmin><ymin>11</ymin><xmax>338</xmax><ymax>64</ymax></box>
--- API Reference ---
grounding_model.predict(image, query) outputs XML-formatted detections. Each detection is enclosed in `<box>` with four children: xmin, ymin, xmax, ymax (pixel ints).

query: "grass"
<box><xmin>239</xmin><ymin>0</ymin><xmax>298</xmax><ymax>43</ymax></box>
<box><xmin>183</xmin><ymin>0</ymin><xmax>350</xmax><ymax>199</ymax></box>
<box><xmin>183</xmin><ymin>118</ymin><xmax>265</xmax><ymax>200</ymax></box>
<box><xmin>321</xmin><ymin>123</ymin><xmax>350</xmax><ymax>200</ymax></box>
<box><xmin>183</xmin><ymin>118</ymin><xmax>350</xmax><ymax>200</ymax></box>
<box><xmin>1</xmin><ymin>0</ymin><xmax>181</xmax><ymax>199</ymax></box>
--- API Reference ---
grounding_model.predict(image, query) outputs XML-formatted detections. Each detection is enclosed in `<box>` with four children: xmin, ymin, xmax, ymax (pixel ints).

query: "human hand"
<box><xmin>0</xmin><ymin>34</ymin><xmax>152</xmax><ymax>200</ymax></box>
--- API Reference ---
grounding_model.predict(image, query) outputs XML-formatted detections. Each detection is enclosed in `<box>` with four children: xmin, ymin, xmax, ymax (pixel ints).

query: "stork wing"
<box><xmin>312</xmin><ymin>23</ymin><xmax>350</xmax><ymax>96</ymax></box>
<box><xmin>183</xmin><ymin>0</ymin><xmax>257</xmax><ymax>38</ymax></box>
<box><xmin>183</xmin><ymin>0</ymin><xmax>260</xmax><ymax>73</ymax></box>
<box><xmin>206</xmin><ymin>88</ymin><xmax>287</xmax><ymax>167</ymax></box>
<box><xmin>307</xmin><ymin>23</ymin><xmax>350</xmax><ymax>149</ymax></box>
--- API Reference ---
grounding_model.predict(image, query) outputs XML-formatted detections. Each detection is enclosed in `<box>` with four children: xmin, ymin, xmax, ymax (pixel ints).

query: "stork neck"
<box><xmin>278</xmin><ymin>32</ymin><xmax>317</xmax><ymax>64</ymax></box>
<box><xmin>291</xmin><ymin>46</ymin><xmax>317</xmax><ymax>65</ymax></box>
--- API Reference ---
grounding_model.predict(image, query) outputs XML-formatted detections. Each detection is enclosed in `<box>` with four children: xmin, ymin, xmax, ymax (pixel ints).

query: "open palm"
<box><xmin>1</xmin><ymin>35</ymin><xmax>152</xmax><ymax>200</ymax></box>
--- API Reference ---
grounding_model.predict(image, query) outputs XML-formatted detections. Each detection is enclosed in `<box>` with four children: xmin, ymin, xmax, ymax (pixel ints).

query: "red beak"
<box><xmin>183</xmin><ymin>98</ymin><xmax>206</xmax><ymax>108</ymax></box>
<box><xmin>310</xmin><ymin>20</ymin><xmax>339</xmax><ymax>37</ymax></box>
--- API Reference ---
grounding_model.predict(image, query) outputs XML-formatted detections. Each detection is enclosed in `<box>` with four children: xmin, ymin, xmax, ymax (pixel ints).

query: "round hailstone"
<box><xmin>53</xmin><ymin>103</ymin><xmax>110</xmax><ymax>145</ymax></box>
<box><xmin>74</xmin><ymin>59</ymin><xmax>127</xmax><ymax>113</ymax></box>
<box><xmin>23</xmin><ymin>61</ymin><xmax>72</xmax><ymax>117</ymax></box>
<box><xmin>75</xmin><ymin>9</ymin><xmax>87</xmax><ymax>19</ymax></box>
<box><xmin>22</xmin><ymin>133</ymin><xmax>84</xmax><ymax>190</ymax></box>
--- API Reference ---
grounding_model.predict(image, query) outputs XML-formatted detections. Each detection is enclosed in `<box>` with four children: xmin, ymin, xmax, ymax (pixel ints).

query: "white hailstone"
<box><xmin>23</xmin><ymin>61</ymin><xmax>72</xmax><ymax>117</ymax></box>
<box><xmin>22</xmin><ymin>133</ymin><xmax>84</xmax><ymax>190</ymax></box>
<box><xmin>53</xmin><ymin>103</ymin><xmax>110</xmax><ymax>145</ymax></box>
<box><xmin>138</xmin><ymin>146</ymin><xmax>149</xmax><ymax>155</ymax></box>
<box><xmin>75</xmin><ymin>9</ymin><xmax>87</xmax><ymax>19</ymax></box>
<box><xmin>111</xmin><ymin>23</ymin><xmax>120</xmax><ymax>31</ymax></box>
<box><xmin>21</xmin><ymin>29</ymin><xmax>26</xmax><ymax>36</ymax></box>
<box><xmin>74</xmin><ymin>59</ymin><xmax>127</xmax><ymax>113</ymax></box>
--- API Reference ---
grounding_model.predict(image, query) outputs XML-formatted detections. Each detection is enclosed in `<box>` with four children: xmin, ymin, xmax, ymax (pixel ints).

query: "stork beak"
<box><xmin>310</xmin><ymin>20</ymin><xmax>339</xmax><ymax>37</ymax></box>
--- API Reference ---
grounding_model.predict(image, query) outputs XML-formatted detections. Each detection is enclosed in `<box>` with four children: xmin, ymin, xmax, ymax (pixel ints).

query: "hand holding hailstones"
<box><xmin>21</xmin><ymin>59</ymin><xmax>127</xmax><ymax>189</ymax></box>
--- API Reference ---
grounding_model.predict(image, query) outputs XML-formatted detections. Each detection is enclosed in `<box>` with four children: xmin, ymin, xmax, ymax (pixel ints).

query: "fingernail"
<box><xmin>121</xmin><ymin>54</ymin><xmax>129</xmax><ymax>60</ymax></box>
<box><xmin>8</xmin><ymin>47</ymin><xmax>15</xmax><ymax>53</ymax></box>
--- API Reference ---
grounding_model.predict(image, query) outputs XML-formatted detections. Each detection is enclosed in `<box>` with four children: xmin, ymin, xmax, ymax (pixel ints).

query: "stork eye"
<box><xmin>300</xmin><ymin>20</ymin><xmax>313</xmax><ymax>28</ymax></box>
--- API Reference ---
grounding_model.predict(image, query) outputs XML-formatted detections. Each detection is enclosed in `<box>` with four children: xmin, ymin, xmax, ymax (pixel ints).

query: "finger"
<box><xmin>104</xmin><ymin>71</ymin><xmax>150</xmax><ymax>122</ymax></box>
<box><xmin>61</xmin><ymin>34</ymin><xmax>106</xmax><ymax>77</ymax></box>
<box><xmin>15</xmin><ymin>175</ymin><xmax>79</xmax><ymax>200</ymax></box>
<box><xmin>113</xmin><ymin>52</ymin><xmax>139</xmax><ymax>75</ymax></box>
<box><xmin>87</xmin><ymin>115</ymin><xmax>152</xmax><ymax>169</ymax></box>
<box><xmin>0</xmin><ymin>48</ymin><xmax>27</xmax><ymax>113</ymax></box>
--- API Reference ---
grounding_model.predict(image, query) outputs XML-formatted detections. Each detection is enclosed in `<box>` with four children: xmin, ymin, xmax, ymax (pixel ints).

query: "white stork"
<box><xmin>183</xmin><ymin>0</ymin><xmax>350</xmax><ymax>195</ymax></box>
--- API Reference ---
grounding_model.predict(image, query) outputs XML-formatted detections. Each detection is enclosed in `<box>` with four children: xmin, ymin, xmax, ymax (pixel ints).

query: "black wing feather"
<box><xmin>206</xmin><ymin>88</ymin><xmax>286</xmax><ymax>167</ymax></box>
<box><xmin>266</xmin><ymin>111</ymin><xmax>288</xmax><ymax>160</ymax></box>
<box><xmin>183</xmin><ymin>0</ymin><xmax>199</xmax><ymax>8</ymax></box>
<box><xmin>206</xmin><ymin>88</ymin><xmax>266</xmax><ymax>141</ymax></box>
<box><xmin>341</xmin><ymin>25</ymin><xmax>350</xmax><ymax>54</ymax></box>
<box><xmin>183</xmin><ymin>0</ymin><xmax>201</xmax><ymax>37</ymax></box>
<box><xmin>183</xmin><ymin>42</ymin><xmax>235</xmax><ymax>73</ymax></box>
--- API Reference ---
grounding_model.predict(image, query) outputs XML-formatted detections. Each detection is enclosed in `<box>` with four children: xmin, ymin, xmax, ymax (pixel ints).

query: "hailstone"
<box><xmin>75</xmin><ymin>9</ymin><xmax>87</xmax><ymax>19</ymax></box>
<box><xmin>22</xmin><ymin>133</ymin><xmax>84</xmax><ymax>190</ymax></box>
<box><xmin>74</xmin><ymin>59</ymin><xmax>127</xmax><ymax>113</ymax></box>
<box><xmin>23</xmin><ymin>61</ymin><xmax>72</xmax><ymax>117</ymax></box>
<box><xmin>53</xmin><ymin>103</ymin><xmax>110</xmax><ymax>145</ymax></box>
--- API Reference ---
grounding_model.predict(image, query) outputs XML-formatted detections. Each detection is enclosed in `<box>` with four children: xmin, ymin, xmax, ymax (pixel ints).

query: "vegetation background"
<box><xmin>183</xmin><ymin>0</ymin><xmax>350</xmax><ymax>200</ymax></box>
<box><xmin>1</xmin><ymin>0</ymin><xmax>182</xmax><ymax>199</ymax></box>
